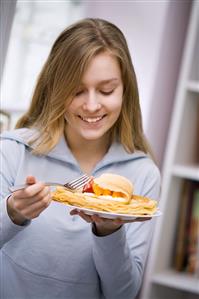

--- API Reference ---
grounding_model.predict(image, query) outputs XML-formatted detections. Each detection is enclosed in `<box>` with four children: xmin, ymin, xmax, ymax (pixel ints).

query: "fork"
<box><xmin>9</xmin><ymin>174</ymin><xmax>91</xmax><ymax>193</ymax></box>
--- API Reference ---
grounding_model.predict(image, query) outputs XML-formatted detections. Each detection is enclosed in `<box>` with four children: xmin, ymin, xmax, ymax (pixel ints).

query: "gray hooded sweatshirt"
<box><xmin>0</xmin><ymin>128</ymin><xmax>161</xmax><ymax>299</ymax></box>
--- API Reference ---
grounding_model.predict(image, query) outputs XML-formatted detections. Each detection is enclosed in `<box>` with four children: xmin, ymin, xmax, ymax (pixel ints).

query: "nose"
<box><xmin>83</xmin><ymin>91</ymin><xmax>101</xmax><ymax>112</ymax></box>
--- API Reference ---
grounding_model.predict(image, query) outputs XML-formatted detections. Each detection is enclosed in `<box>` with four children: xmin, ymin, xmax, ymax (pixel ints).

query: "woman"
<box><xmin>0</xmin><ymin>18</ymin><xmax>160</xmax><ymax>299</ymax></box>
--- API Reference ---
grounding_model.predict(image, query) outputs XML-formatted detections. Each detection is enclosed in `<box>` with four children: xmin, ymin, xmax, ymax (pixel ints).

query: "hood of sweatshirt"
<box><xmin>1</xmin><ymin>128</ymin><xmax>148</xmax><ymax>170</ymax></box>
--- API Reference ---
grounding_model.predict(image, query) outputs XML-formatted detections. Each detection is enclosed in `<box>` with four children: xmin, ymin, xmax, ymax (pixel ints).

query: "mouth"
<box><xmin>78</xmin><ymin>115</ymin><xmax>107</xmax><ymax>123</ymax></box>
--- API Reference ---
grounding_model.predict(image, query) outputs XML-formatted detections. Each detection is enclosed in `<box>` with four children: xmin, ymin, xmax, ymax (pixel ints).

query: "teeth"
<box><xmin>81</xmin><ymin>116</ymin><xmax>103</xmax><ymax>123</ymax></box>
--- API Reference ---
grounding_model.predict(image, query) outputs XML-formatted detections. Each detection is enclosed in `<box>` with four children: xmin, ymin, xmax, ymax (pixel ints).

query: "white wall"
<box><xmin>146</xmin><ymin>0</ymin><xmax>192</xmax><ymax>168</ymax></box>
<box><xmin>85</xmin><ymin>1</ymin><xmax>168</xmax><ymax>129</ymax></box>
<box><xmin>84</xmin><ymin>0</ymin><xmax>192</xmax><ymax>168</ymax></box>
<box><xmin>0</xmin><ymin>0</ymin><xmax>16</xmax><ymax>82</ymax></box>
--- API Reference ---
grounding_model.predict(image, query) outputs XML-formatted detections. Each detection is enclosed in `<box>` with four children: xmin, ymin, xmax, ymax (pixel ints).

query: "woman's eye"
<box><xmin>100</xmin><ymin>90</ymin><xmax>114</xmax><ymax>96</ymax></box>
<box><xmin>75</xmin><ymin>90</ymin><xmax>84</xmax><ymax>96</ymax></box>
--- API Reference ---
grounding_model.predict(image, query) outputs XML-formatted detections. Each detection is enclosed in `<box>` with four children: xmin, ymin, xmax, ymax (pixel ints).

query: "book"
<box><xmin>174</xmin><ymin>180</ymin><xmax>192</xmax><ymax>271</ymax></box>
<box><xmin>173</xmin><ymin>180</ymin><xmax>199</xmax><ymax>273</ymax></box>
<box><xmin>186</xmin><ymin>189</ymin><xmax>199</xmax><ymax>274</ymax></box>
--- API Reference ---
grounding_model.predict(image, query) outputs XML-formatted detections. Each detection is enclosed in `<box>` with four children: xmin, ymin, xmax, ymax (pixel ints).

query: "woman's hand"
<box><xmin>7</xmin><ymin>176</ymin><xmax>51</xmax><ymax>225</ymax></box>
<box><xmin>70</xmin><ymin>209</ymin><xmax>151</xmax><ymax>236</ymax></box>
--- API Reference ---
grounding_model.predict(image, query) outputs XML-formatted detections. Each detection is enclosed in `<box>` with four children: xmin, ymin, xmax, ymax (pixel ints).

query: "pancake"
<box><xmin>52</xmin><ymin>173</ymin><xmax>157</xmax><ymax>216</ymax></box>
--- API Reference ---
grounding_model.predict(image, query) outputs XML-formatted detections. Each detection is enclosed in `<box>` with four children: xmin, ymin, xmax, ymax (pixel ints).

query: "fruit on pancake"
<box><xmin>83</xmin><ymin>173</ymin><xmax>133</xmax><ymax>203</ymax></box>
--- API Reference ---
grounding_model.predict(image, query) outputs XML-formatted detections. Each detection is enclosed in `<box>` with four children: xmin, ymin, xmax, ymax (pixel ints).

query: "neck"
<box><xmin>65</xmin><ymin>128</ymin><xmax>111</xmax><ymax>174</ymax></box>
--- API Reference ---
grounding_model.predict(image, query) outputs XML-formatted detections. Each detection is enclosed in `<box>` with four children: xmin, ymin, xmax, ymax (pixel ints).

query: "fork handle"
<box><xmin>9</xmin><ymin>182</ymin><xmax>63</xmax><ymax>193</ymax></box>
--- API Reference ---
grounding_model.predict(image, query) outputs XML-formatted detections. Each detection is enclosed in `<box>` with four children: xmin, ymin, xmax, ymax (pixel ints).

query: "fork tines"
<box><xmin>64</xmin><ymin>174</ymin><xmax>91</xmax><ymax>190</ymax></box>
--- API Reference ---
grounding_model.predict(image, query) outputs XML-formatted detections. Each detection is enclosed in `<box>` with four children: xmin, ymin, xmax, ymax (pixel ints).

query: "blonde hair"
<box><xmin>16</xmin><ymin>18</ymin><xmax>152</xmax><ymax>156</ymax></box>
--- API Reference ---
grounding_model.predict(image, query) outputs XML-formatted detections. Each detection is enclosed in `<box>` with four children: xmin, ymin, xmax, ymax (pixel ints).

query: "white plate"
<box><xmin>67</xmin><ymin>205</ymin><xmax>162</xmax><ymax>220</ymax></box>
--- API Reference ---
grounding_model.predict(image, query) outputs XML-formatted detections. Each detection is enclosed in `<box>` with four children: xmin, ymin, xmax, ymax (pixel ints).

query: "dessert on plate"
<box><xmin>52</xmin><ymin>173</ymin><xmax>158</xmax><ymax>216</ymax></box>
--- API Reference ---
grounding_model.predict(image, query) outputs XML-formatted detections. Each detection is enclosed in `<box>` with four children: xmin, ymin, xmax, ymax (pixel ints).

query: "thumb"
<box><xmin>26</xmin><ymin>175</ymin><xmax>37</xmax><ymax>185</ymax></box>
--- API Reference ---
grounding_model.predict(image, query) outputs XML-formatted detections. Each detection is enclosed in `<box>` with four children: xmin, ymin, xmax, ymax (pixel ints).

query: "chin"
<box><xmin>80</xmin><ymin>130</ymin><xmax>108</xmax><ymax>141</ymax></box>
<box><xmin>81</xmin><ymin>134</ymin><xmax>104</xmax><ymax>141</ymax></box>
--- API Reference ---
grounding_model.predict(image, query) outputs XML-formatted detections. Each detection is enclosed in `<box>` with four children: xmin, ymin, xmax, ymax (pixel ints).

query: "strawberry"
<box><xmin>82</xmin><ymin>179</ymin><xmax>94</xmax><ymax>193</ymax></box>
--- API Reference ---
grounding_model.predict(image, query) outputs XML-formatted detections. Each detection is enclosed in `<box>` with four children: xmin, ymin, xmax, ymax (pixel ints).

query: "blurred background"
<box><xmin>1</xmin><ymin>1</ymin><xmax>198</xmax><ymax>299</ymax></box>
<box><xmin>0</xmin><ymin>0</ymin><xmax>191</xmax><ymax>168</ymax></box>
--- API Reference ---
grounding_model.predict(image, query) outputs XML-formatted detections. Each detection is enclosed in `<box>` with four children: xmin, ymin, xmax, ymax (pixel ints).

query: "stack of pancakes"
<box><xmin>52</xmin><ymin>173</ymin><xmax>157</xmax><ymax>216</ymax></box>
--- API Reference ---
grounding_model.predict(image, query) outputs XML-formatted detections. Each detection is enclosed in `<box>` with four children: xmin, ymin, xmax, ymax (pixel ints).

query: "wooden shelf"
<box><xmin>152</xmin><ymin>270</ymin><xmax>199</xmax><ymax>294</ymax></box>
<box><xmin>172</xmin><ymin>164</ymin><xmax>199</xmax><ymax>181</ymax></box>
<box><xmin>187</xmin><ymin>80</ymin><xmax>199</xmax><ymax>93</ymax></box>
<box><xmin>141</xmin><ymin>2</ymin><xmax>199</xmax><ymax>299</ymax></box>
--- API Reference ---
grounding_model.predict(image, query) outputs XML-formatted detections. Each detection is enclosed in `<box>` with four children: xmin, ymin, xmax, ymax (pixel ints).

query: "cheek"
<box><xmin>111</xmin><ymin>104</ymin><xmax>122</xmax><ymax>116</ymax></box>
<box><xmin>64</xmin><ymin>106</ymin><xmax>77</xmax><ymax>123</ymax></box>
<box><xmin>107</xmin><ymin>95</ymin><xmax>123</xmax><ymax>114</ymax></box>
<box><xmin>66</xmin><ymin>101</ymin><xmax>78</xmax><ymax>115</ymax></box>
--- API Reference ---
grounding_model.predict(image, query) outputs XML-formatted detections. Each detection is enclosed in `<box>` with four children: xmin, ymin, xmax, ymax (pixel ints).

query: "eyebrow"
<box><xmin>98</xmin><ymin>78</ymin><xmax>119</xmax><ymax>85</ymax></box>
<box><xmin>79</xmin><ymin>78</ymin><xmax>119</xmax><ymax>88</ymax></box>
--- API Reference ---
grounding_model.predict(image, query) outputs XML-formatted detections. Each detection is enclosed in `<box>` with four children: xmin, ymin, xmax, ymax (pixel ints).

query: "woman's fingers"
<box><xmin>12</xmin><ymin>185</ymin><xmax>50</xmax><ymax>206</ymax></box>
<box><xmin>70</xmin><ymin>210</ymin><xmax>122</xmax><ymax>226</ymax></box>
<box><xmin>14</xmin><ymin>182</ymin><xmax>46</xmax><ymax>199</ymax></box>
<box><xmin>26</xmin><ymin>175</ymin><xmax>37</xmax><ymax>185</ymax></box>
<box><xmin>10</xmin><ymin>183</ymin><xmax>51</xmax><ymax>220</ymax></box>
<box><xmin>70</xmin><ymin>209</ymin><xmax>151</xmax><ymax>224</ymax></box>
<box><xmin>21</xmin><ymin>193</ymin><xmax>52</xmax><ymax>219</ymax></box>
<box><xmin>78</xmin><ymin>211</ymin><xmax>93</xmax><ymax>223</ymax></box>
<box><xmin>70</xmin><ymin>210</ymin><xmax>100</xmax><ymax>223</ymax></box>
<box><xmin>7</xmin><ymin>177</ymin><xmax>52</xmax><ymax>224</ymax></box>
<box><xmin>69</xmin><ymin>210</ymin><xmax>152</xmax><ymax>236</ymax></box>
<box><xmin>121</xmin><ymin>217</ymin><xmax>152</xmax><ymax>223</ymax></box>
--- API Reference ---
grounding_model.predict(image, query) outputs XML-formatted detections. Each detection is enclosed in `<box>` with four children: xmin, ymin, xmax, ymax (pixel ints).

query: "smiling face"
<box><xmin>65</xmin><ymin>51</ymin><xmax>123</xmax><ymax>144</ymax></box>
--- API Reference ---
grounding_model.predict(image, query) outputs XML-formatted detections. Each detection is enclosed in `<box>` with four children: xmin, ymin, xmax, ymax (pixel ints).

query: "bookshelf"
<box><xmin>140</xmin><ymin>1</ymin><xmax>199</xmax><ymax>299</ymax></box>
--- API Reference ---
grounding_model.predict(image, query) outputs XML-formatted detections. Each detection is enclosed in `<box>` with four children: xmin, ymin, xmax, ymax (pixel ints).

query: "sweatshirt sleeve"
<box><xmin>0</xmin><ymin>139</ymin><xmax>30</xmax><ymax>248</ymax></box>
<box><xmin>92</xmin><ymin>163</ymin><xmax>161</xmax><ymax>299</ymax></box>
